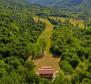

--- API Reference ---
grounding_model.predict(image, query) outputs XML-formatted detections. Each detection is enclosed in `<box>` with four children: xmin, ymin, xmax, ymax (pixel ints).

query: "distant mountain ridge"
<box><xmin>28</xmin><ymin>0</ymin><xmax>64</xmax><ymax>7</ymax></box>
<box><xmin>28</xmin><ymin>0</ymin><xmax>91</xmax><ymax>11</ymax></box>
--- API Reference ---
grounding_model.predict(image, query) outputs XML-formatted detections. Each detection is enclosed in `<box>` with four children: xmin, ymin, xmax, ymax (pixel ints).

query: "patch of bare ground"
<box><xmin>33</xmin><ymin>53</ymin><xmax>60</xmax><ymax>72</ymax></box>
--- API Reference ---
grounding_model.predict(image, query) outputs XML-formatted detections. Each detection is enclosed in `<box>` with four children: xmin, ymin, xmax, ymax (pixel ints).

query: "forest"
<box><xmin>0</xmin><ymin>0</ymin><xmax>91</xmax><ymax>84</ymax></box>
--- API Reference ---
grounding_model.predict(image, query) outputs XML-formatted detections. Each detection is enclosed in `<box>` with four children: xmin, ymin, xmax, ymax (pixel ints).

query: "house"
<box><xmin>38</xmin><ymin>66</ymin><xmax>54</xmax><ymax>79</ymax></box>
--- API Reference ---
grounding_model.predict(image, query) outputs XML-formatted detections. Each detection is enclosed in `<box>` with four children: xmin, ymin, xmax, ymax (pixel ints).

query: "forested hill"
<box><xmin>29</xmin><ymin>0</ymin><xmax>91</xmax><ymax>9</ymax></box>
<box><xmin>0</xmin><ymin>0</ymin><xmax>45</xmax><ymax>83</ymax></box>
<box><xmin>0</xmin><ymin>0</ymin><xmax>47</xmax><ymax>15</ymax></box>
<box><xmin>29</xmin><ymin>0</ymin><xmax>91</xmax><ymax>16</ymax></box>
<box><xmin>0</xmin><ymin>0</ymin><xmax>91</xmax><ymax>84</ymax></box>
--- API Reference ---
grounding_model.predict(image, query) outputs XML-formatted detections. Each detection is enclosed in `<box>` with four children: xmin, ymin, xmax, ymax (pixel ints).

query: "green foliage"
<box><xmin>0</xmin><ymin>0</ymin><xmax>45</xmax><ymax>84</ymax></box>
<box><xmin>0</xmin><ymin>13</ymin><xmax>45</xmax><ymax>59</ymax></box>
<box><xmin>0</xmin><ymin>0</ymin><xmax>91</xmax><ymax>84</ymax></box>
<box><xmin>51</xmin><ymin>24</ymin><xmax>91</xmax><ymax>83</ymax></box>
<box><xmin>53</xmin><ymin>70</ymin><xmax>71</xmax><ymax>84</ymax></box>
<box><xmin>60</xmin><ymin>60</ymin><xmax>73</xmax><ymax>74</ymax></box>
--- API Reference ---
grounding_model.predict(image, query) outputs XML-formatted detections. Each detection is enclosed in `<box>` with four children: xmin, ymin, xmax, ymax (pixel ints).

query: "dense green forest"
<box><xmin>0</xmin><ymin>0</ymin><xmax>91</xmax><ymax>84</ymax></box>
<box><xmin>51</xmin><ymin>24</ymin><xmax>91</xmax><ymax>84</ymax></box>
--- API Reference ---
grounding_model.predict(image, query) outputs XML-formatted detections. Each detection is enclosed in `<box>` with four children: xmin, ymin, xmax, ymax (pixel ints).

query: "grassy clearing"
<box><xmin>32</xmin><ymin>16</ymin><xmax>60</xmax><ymax>72</ymax></box>
<box><xmin>38</xmin><ymin>18</ymin><xmax>54</xmax><ymax>52</ymax></box>
<box><xmin>49</xmin><ymin>16</ymin><xmax>85</xmax><ymax>29</ymax></box>
<box><xmin>33</xmin><ymin>17</ymin><xmax>54</xmax><ymax>53</ymax></box>
<box><xmin>69</xmin><ymin>18</ymin><xmax>85</xmax><ymax>29</ymax></box>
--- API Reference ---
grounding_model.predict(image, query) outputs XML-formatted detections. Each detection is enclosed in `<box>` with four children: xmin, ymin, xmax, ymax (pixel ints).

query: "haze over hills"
<box><xmin>28</xmin><ymin>0</ymin><xmax>91</xmax><ymax>11</ymax></box>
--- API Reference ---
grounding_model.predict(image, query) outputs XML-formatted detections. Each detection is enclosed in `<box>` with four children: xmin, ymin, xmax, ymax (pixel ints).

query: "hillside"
<box><xmin>29</xmin><ymin>0</ymin><xmax>83</xmax><ymax>7</ymax></box>
<box><xmin>29</xmin><ymin>0</ymin><xmax>91</xmax><ymax>14</ymax></box>
<box><xmin>28</xmin><ymin>0</ymin><xmax>62</xmax><ymax>7</ymax></box>
<box><xmin>55</xmin><ymin>0</ymin><xmax>91</xmax><ymax>11</ymax></box>
<box><xmin>29</xmin><ymin>0</ymin><xmax>91</xmax><ymax>8</ymax></box>
<box><xmin>0</xmin><ymin>0</ymin><xmax>91</xmax><ymax>84</ymax></box>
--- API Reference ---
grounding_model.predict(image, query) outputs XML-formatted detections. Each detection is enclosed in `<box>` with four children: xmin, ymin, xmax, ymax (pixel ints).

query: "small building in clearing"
<box><xmin>38</xmin><ymin>66</ymin><xmax>54</xmax><ymax>79</ymax></box>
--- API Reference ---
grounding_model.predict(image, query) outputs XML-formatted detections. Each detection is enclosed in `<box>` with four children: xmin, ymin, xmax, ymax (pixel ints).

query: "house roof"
<box><xmin>38</xmin><ymin>66</ymin><xmax>54</xmax><ymax>74</ymax></box>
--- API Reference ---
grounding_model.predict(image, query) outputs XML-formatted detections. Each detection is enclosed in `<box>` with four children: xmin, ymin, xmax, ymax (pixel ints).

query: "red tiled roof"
<box><xmin>38</xmin><ymin>66</ymin><xmax>54</xmax><ymax>74</ymax></box>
